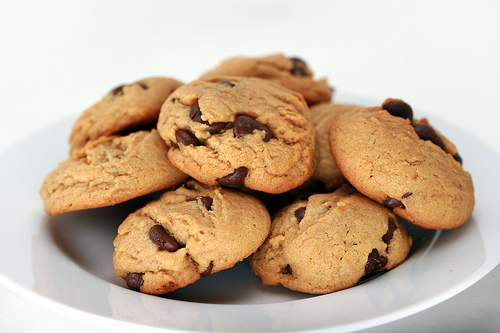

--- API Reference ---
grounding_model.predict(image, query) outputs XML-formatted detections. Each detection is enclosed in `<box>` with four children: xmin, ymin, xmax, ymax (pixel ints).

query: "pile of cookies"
<box><xmin>39</xmin><ymin>54</ymin><xmax>474</xmax><ymax>295</ymax></box>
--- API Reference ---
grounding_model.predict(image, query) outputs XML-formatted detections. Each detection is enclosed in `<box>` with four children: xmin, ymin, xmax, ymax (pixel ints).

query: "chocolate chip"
<box><xmin>383</xmin><ymin>196</ymin><xmax>406</xmax><ymax>209</ymax></box>
<box><xmin>413</xmin><ymin>123</ymin><xmax>447</xmax><ymax>151</ymax></box>
<box><xmin>281</xmin><ymin>264</ymin><xmax>293</xmax><ymax>275</ymax></box>
<box><xmin>217</xmin><ymin>80</ymin><xmax>235</xmax><ymax>87</ymax></box>
<box><xmin>205</xmin><ymin>122</ymin><xmax>227</xmax><ymax>134</ymax></box>
<box><xmin>233</xmin><ymin>115</ymin><xmax>272</xmax><ymax>142</ymax></box>
<box><xmin>382</xmin><ymin>99</ymin><xmax>413</xmax><ymax>121</ymax></box>
<box><xmin>289</xmin><ymin>57</ymin><xmax>310</xmax><ymax>77</ymax></box>
<box><xmin>200</xmin><ymin>196</ymin><xmax>213</xmax><ymax>211</ymax></box>
<box><xmin>200</xmin><ymin>261</ymin><xmax>214</xmax><ymax>277</ymax></box>
<box><xmin>294</xmin><ymin>206</ymin><xmax>306</xmax><ymax>222</ymax></box>
<box><xmin>110</xmin><ymin>82</ymin><xmax>147</xmax><ymax>96</ymax></box>
<box><xmin>111</xmin><ymin>84</ymin><xmax>125</xmax><ymax>96</ymax></box>
<box><xmin>175</xmin><ymin>129</ymin><xmax>200</xmax><ymax>146</ymax></box>
<box><xmin>382</xmin><ymin>218</ymin><xmax>398</xmax><ymax>245</ymax></box>
<box><xmin>402</xmin><ymin>192</ymin><xmax>413</xmax><ymax>199</ymax></box>
<box><xmin>149</xmin><ymin>225</ymin><xmax>181</xmax><ymax>252</ymax></box>
<box><xmin>217</xmin><ymin>167</ymin><xmax>248</xmax><ymax>188</ymax></box>
<box><xmin>364</xmin><ymin>249</ymin><xmax>388</xmax><ymax>275</ymax></box>
<box><xmin>126</xmin><ymin>272</ymin><xmax>144</xmax><ymax>291</ymax></box>
<box><xmin>189</xmin><ymin>102</ymin><xmax>204</xmax><ymax>123</ymax></box>
<box><xmin>453</xmin><ymin>153</ymin><xmax>463</xmax><ymax>165</ymax></box>
<box><xmin>136</xmin><ymin>82</ymin><xmax>147</xmax><ymax>90</ymax></box>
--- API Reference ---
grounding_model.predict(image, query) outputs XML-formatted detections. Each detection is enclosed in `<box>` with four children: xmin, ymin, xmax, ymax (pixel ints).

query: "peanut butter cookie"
<box><xmin>157</xmin><ymin>76</ymin><xmax>318</xmax><ymax>194</ymax></box>
<box><xmin>328</xmin><ymin>99</ymin><xmax>474</xmax><ymax>230</ymax></box>
<box><xmin>113</xmin><ymin>180</ymin><xmax>271</xmax><ymax>294</ymax></box>
<box><xmin>250</xmin><ymin>185</ymin><xmax>412</xmax><ymax>294</ymax></box>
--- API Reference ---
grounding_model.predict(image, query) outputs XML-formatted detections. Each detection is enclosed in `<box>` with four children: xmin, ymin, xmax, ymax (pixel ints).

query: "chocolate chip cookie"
<box><xmin>113</xmin><ymin>180</ymin><xmax>271</xmax><ymax>294</ymax></box>
<box><xmin>200</xmin><ymin>53</ymin><xmax>332</xmax><ymax>105</ymax></box>
<box><xmin>250</xmin><ymin>185</ymin><xmax>412</xmax><ymax>294</ymax></box>
<box><xmin>328</xmin><ymin>99</ymin><xmax>475</xmax><ymax>230</ymax></box>
<box><xmin>40</xmin><ymin>129</ymin><xmax>188</xmax><ymax>215</ymax></box>
<box><xmin>310</xmin><ymin>102</ymin><xmax>359</xmax><ymax>191</ymax></box>
<box><xmin>69</xmin><ymin>77</ymin><xmax>183</xmax><ymax>151</ymax></box>
<box><xmin>157</xmin><ymin>76</ymin><xmax>318</xmax><ymax>194</ymax></box>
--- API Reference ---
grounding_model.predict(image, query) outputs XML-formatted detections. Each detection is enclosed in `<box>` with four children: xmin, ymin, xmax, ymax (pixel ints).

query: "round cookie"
<box><xmin>40</xmin><ymin>129</ymin><xmax>188</xmax><ymax>215</ymax></box>
<box><xmin>157</xmin><ymin>76</ymin><xmax>318</xmax><ymax>194</ymax></box>
<box><xmin>69</xmin><ymin>77</ymin><xmax>183</xmax><ymax>151</ymax></box>
<box><xmin>250</xmin><ymin>184</ymin><xmax>412</xmax><ymax>294</ymax></box>
<box><xmin>200</xmin><ymin>53</ymin><xmax>332</xmax><ymax>105</ymax></box>
<box><xmin>113</xmin><ymin>180</ymin><xmax>271</xmax><ymax>294</ymax></box>
<box><xmin>309</xmin><ymin>102</ymin><xmax>359</xmax><ymax>191</ymax></box>
<box><xmin>328</xmin><ymin>100</ymin><xmax>474</xmax><ymax>230</ymax></box>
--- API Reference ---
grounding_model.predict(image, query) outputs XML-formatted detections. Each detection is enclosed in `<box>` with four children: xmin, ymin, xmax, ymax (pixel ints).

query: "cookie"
<box><xmin>40</xmin><ymin>129</ymin><xmax>188</xmax><ymax>215</ymax></box>
<box><xmin>250</xmin><ymin>184</ymin><xmax>412</xmax><ymax>294</ymax></box>
<box><xmin>200</xmin><ymin>54</ymin><xmax>332</xmax><ymax>105</ymax></box>
<box><xmin>112</xmin><ymin>180</ymin><xmax>271</xmax><ymax>294</ymax></box>
<box><xmin>157</xmin><ymin>76</ymin><xmax>318</xmax><ymax>194</ymax></box>
<box><xmin>69</xmin><ymin>77</ymin><xmax>183</xmax><ymax>151</ymax></box>
<box><xmin>309</xmin><ymin>102</ymin><xmax>359</xmax><ymax>191</ymax></box>
<box><xmin>328</xmin><ymin>99</ymin><xmax>475</xmax><ymax>230</ymax></box>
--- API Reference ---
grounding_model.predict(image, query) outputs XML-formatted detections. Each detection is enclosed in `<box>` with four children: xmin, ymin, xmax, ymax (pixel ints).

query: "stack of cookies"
<box><xmin>39</xmin><ymin>54</ymin><xmax>474</xmax><ymax>295</ymax></box>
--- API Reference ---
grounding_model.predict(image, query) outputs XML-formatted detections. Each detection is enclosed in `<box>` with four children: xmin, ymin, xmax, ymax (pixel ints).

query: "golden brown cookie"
<box><xmin>40</xmin><ymin>130</ymin><xmax>188</xmax><ymax>215</ymax></box>
<box><xmin>69</xmin><ymin>77</ymin><xmax>183</xmax><ymax>151</ymax></box>
<box><xmin>200</xmin><ymin>54</ymin><xmax>332</xmax><ymax>105</ymax></box>
<box><xmin>113</xmin><ymin>180</ymin><xmax>271</xmax><ymax>294</ymax></box>
<box><xmin>309</xmin><ymin>102</ymin><xmax>359</xmax><ymax>191</ymax></box>
<box><xmin>328</xmin><ymin>99</ymin><xmax>474</xmax><ymax>230</ymax></box>
<box><xmin>157</xmin><ymin>76</ymin><xmax>318</xmax><ymax>194</ymax></box>
<box><xmin>250</xmin><ymin>185</ymin><xmax>412</xmax><ymax>294</ymax></box>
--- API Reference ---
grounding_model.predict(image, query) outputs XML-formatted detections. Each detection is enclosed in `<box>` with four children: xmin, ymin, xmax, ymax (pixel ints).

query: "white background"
<box><xmin>1</xmin><ymin>0</ymin><xmax>499</xmax><ymax>332</ymax></box>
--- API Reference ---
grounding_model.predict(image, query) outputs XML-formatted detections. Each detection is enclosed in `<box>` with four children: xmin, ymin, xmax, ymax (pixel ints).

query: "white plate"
<box><xmin>0</xmin><ymin>110</ymin><xmax>499</xmax><ymax>332</ymax></box>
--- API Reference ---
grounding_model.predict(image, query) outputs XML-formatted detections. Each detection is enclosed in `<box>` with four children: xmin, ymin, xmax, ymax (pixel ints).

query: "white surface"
<box><xmin>1</xmin><ymin>1</ymin><xmax>499</xmax><ymax>332</ymax></box>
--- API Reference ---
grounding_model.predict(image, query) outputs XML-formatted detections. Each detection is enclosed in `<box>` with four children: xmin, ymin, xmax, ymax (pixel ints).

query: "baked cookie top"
<box><xmin>200</xmin><ymin>53</ymin><xmax>332</xmax><ymax>105</ymax></box>
<box><xmin>157</xmin><ymin>76</ymin><xmax>318</xmax><ymax>194</ymax></box>
<box><xmin>69</xmin><ymin>77</ymin><xmax>183</xmax><ymax>151</ymax></box>
<box><xmin>250</xmin><ymin>185</ymin><xmax>412</xmax><ymax>294</ymax></box>
<box><xmin>309</xmin><ymin>102</ymin><xmax>359</xmax><ymax>191</ymax></box>
<box><xmin>328</xmin><ymin>100</ymin><xmax>475</xmax><ymax>230</ymax></box>
<box><xmin>113</xmin><ymin>180</ymin><xmax>271</xmax><ymax>294</ymax></box>
<box><xmin>40</xmin><ymin>129</ymin><xmax>188</xmax><ymax>215</ymax></box>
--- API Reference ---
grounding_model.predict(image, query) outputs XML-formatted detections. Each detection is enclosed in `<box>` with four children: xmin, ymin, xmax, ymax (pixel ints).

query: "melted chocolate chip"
<box><xmin>290</xmin><ymin>57</ymin><xmax>309</xmax><ymax>77</ymax></box>
<box><xmin>382</xmin><ymin>218</ymin><xmax>398</xmax><ymax>245</ymax></box>
<box><xmin>365</xmin><ymin>249</ymin><xmax>388</xmax><ymax>275</ymax></box>
<box><xmin>216</xmin><ymin>167</ymin><xmax>248</xmax><ymax>188</ymax></box>
<box><xmin>281</xmin><ymin>264</ymin><xmax>293</xmax><ymax>275</ymax></box>
<box><xmin>200</xmin><ymin>196</ymin><xmax>213</xmax><ymax>211</ymax></box>
<box><xmin>414</xmin><ymin>123</ymin><xmax>447</xmax><ymax>151</ymax></box>
<box><xmin>382</xmin><ymin>99</ymin><xmax>413</xmax><ymax>121</ymax></box>
<box><xmin>217</xmin><ymin>80</ymin><xmax>235</xmax><ymax>87</ymax></box>
<box><xmin>294</xmin><ymin>206</ymin><xmax>306</xmax><ymax>222</ymax></box>
<box><xmin>175</xmin><ymin>129</ymin><xmax>200</xmax><ymax>146</ymax></box>
<box><xmin>200</xmin><ymin>261</ymin><xmax>214</xmax><ymax>277</ymax></box>
<box><xmin>149</xmin><ymin>225</ymin><xmax>181</xmax><ymax>252</ymax></box>
<box><xmin>233</xmin><ymin>115</ymin><xmax>272</xmax><ymax>142</ymax></box>
<box><xmin>126</xmin><ymin>272</ymin><xmax>144</xmax><ymax>291</ymax></box>
<box><xmin>383</xmin><ymin>196</ymin><xmax>406</xmax><ymax>209</ymax></box>
<box><xmin>205</xmin><ymin>122</ymin><xmax>227</xmax><ymax>134</ymax></box>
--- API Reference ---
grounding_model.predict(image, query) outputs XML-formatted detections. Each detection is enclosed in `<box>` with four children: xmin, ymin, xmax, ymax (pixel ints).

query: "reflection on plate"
<box><xmin>0</xmin><ymin>110</ymin><xmax>499</xmax><ymax>332</ymax></box>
